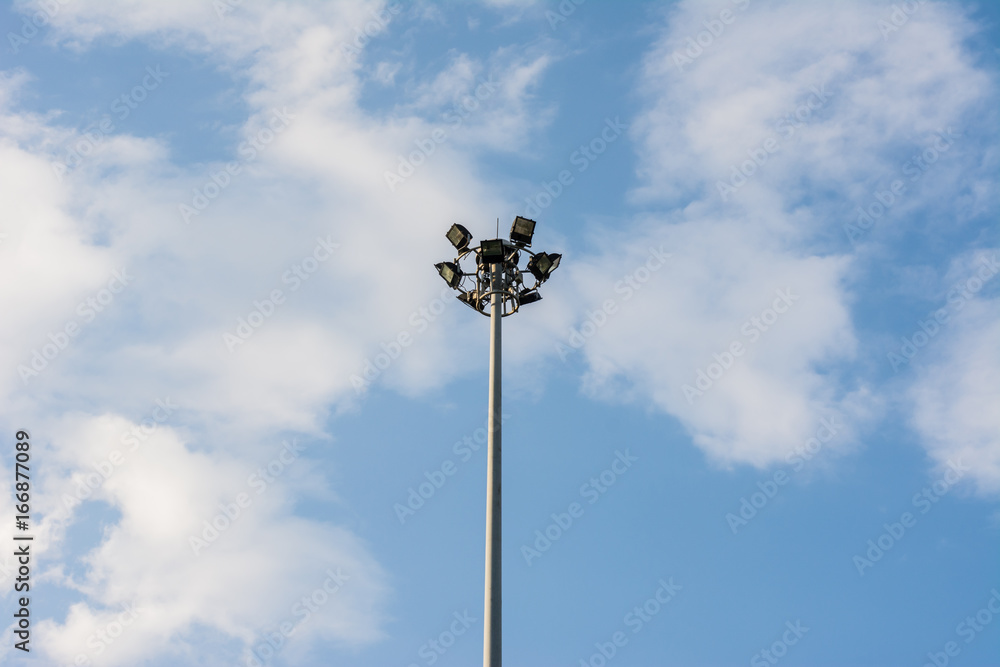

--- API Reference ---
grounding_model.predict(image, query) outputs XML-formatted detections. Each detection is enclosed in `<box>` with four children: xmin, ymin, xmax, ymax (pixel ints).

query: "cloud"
<box><xmin>549</xmin><ymin>215</ymin><xmax>859</xmax><ymax>468</ymax></box>
<box><xmin>2</xmin><ymin>0</ymin><xmax>561</xmax><ymax>418</ymax></box>
<box><xmin>1</xmin><ymin>0</ymin><xmax>559</xmax><ymax>661</ymax></box>
<box><xmin>909</xmin><ymin>254</ymin><xmax>1000</xmax><ymax>495</ymax></box>
<box><xmin>632</xmin><ymin>0</ymin><xmax>994</xmax><ymax>221</ymax></box>
<box><xmin>547</xmin><ymin>0</ymin><xmax>995</xmax><ymax>467</ymax></box>
<box><xmin>1</xmin><ymin>0</ymin><xmax>997</xmax><ymax>661</ymax></box>
<box><xmin>32</xmin><ymin>414</ymin><xmax>387</xmax><ymax>665</ymax></box>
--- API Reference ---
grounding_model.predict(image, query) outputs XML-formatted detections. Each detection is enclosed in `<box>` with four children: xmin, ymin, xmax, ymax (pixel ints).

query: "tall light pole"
<box><xmin>435</xmin><ymin>217</ymin><xmax>561</xmax><ymax>667</ymax></box>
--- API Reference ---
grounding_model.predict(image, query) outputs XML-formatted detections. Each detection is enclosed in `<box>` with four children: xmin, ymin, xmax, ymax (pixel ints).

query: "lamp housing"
<box><xmin>518</xmin><ymin>289</ymin><xmax>542</xmax><ymax>305</ymax></box>
<box><xmin>457</xmin><ymin>290</ymin><xmax>481</xmax><ymax>311</ymax></box>
<box><xmin>435</xmin><ymin>261</ymin><xmax>462</xmax><ymax>288</ymax></box>
<box><xmin>528</xmin><ymin>252</ymin><xmax>561</xmax><ymax>281</ymax></box>
<box><xmin>509</xmin><ymin>216</ymin><xmax>536</xmax><ymax>246</ymax></box>
<box><xmin>446</xmin><ymin>223</ymin><xmax>473</xmax><ymax>251</ymax></box>
<box><xmin>479</xmin><ymin>239</ymin><xmax>506</xmax><ymax>264</ymax></box>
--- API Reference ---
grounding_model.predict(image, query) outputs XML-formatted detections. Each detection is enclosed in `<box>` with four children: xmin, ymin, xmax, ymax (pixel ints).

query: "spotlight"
<box><xmin>435</xmin><ymin>261</ymin><xmax>462</xmax><ymax>288</ymax></box>
<box><xmin>518</xmin><ymin>289</ymin><xmax>542</xmax><ymax>305</ymax></box>
<box><xmin>527</xmin><ymin>252</ymin><xmax>562</xmax><ymax>282</ymax></box>
<box><xmin>509</xmin><ymin>216</ymin><xmax>536</xmax><ymax>246</ymax></box>
<box><xmin>457</xmin><ymin>290</ymin><xmax>481</xmax><ymax>311</ymax></box>
<box><xmin>546</xmin><ymin>253</ymin><xmax>561</xmax><ymax>274</ymax></box>
<box><xmin>479</xmin><ymin>239</ymin><xmax>506</xmax><ymax>264</ymax></box>
<box><xmin>446</xmin><ymin>223</ymin><xmax>473</xmax><ymax>251</ymax></box>
<box><xmin>432</xmin><ymin>215</ymin><xmax>561</xmax><ymax>661</ymax></box>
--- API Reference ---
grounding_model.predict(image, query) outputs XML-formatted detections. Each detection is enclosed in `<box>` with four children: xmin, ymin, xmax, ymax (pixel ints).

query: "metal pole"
<box><xmin>483</xmin><ymin>263</ymin><xmax>502</xmax><ymax>667</ymax></box>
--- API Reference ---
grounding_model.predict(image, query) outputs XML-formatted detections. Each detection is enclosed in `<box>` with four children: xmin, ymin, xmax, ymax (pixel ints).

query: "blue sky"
<box><xmin>0</xmin><ymin>0</ymin><xmax>998</xmax><ymax>665</ymax></box>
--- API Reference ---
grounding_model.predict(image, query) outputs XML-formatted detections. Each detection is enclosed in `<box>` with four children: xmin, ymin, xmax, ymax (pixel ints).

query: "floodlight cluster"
<box><xmin>435</xmin><ymin>216</ymin><xmax>561</xmax><ymax>316</ymax></box>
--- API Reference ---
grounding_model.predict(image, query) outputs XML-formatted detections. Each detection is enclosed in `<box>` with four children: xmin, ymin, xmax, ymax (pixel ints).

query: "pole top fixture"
<box><xmin>436</xmin><ymin>216</ymin><xmax>561</xmax><ymax>317</ymax></box>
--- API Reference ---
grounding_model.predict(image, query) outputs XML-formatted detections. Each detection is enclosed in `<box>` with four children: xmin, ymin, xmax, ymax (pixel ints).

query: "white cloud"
<box><xmin>909</xmin><ymin>264</ymin><xmax>1000</xmax><ymax>495</ymax></box>
<box><xmin>632</xmin><ymin>0</ymin><xmax>993</xmax><ymax>214</ymax></box>
<box><xmin>1</xmin><ymin>0</ymin><xmax>559</xmax><ymax>419</ymax></box>
<box><xmin>31</xmin><ymin>414</ymin><xmax>387</xmax><ymax>665</ymax></box>
<box><xmin>1</xmin><ymin>0</ymin><xmax>997</xmax><ymax>661</ymax></box>
<box><xmin>546</xmin><ymin>0</ymin><xmax>994</xmax><ymax>467</ymax></box>
<box><xmin>1</xmin><ymin>0</ymin><xmax>558</xmax><ymax>661</ymax></box>
<box><xmin>549</xmin><ymin>216</ymin><xmax>861</xmax><ymax>468</ymax></box>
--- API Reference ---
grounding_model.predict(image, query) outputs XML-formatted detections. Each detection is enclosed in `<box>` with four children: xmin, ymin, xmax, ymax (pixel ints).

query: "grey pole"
<box><xmin>437</xmin><ymin>219</ymin><xmax>559</xmax><ymax>667</ymax></box>
<box><xmin>483</xmin><ymin>262</ymin><xmax>502</xmax><ymax>667</ymax></box>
